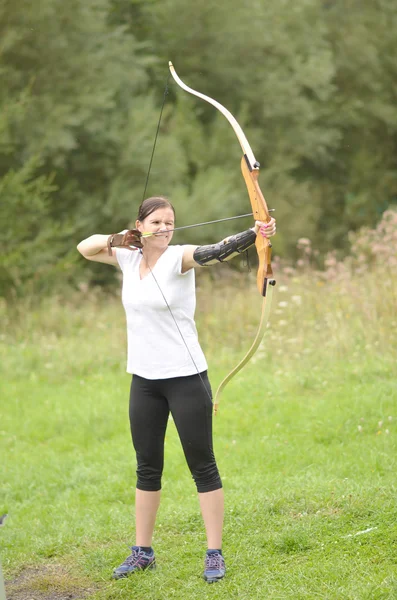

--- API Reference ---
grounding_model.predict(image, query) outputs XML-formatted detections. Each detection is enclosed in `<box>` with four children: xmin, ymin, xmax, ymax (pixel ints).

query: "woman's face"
<box><xmin>136</xmin><ymin>207</ymin><xmax>175</xmax><ymax>249</ymax></box>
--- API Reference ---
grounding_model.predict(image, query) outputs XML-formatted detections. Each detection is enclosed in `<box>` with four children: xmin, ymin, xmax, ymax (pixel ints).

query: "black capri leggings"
<box><xmin>129</xmin><ymin>371</ymin><xmax>222</xmax><ymax>493</ymax></box>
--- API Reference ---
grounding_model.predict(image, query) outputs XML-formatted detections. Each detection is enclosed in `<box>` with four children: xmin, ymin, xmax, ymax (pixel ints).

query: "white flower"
<box><xmin>292</xmin><ymin>295</ymin><xmax>302</xmax><ymax>305</ymax></box>
<box><xmin>297</xmin><ymin>237</ymin><xmax>311</xmax><ymax>246</ymax></box>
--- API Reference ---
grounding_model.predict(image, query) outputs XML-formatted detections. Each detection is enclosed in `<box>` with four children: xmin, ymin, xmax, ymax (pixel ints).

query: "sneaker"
<box><xmin>112</xmin><ymin>546</ymin><xmax>156</xmax><ymax>579</ymax></box>
<box><xmin>203</xmin><ymin>550</ymin><xmax>225</xmax><ymax>583</ymax></box>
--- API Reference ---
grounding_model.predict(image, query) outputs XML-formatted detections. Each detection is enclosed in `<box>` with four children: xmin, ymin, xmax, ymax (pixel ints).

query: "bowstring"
<box><xmin>141</xmin><ymin>72</ymin><xmax>170</xmax><ymax>203</ymax></box>
<box><xmin>141</xmin><ymin>73</ymin><xmax>214</xmax><ymax>406</ymax></box>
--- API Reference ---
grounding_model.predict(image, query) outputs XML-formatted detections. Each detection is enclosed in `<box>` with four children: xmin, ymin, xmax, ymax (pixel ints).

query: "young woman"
<box><xmin>77</xmin><ymin>196</ymin><xmax>276</xmax><ymax>583</ymax></box>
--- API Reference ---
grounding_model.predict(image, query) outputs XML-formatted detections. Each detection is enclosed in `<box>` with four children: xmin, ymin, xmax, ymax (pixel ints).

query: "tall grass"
<box><xmin>2</xmin><ymin>213</ymin><xmax>396</xmax><ymax>384</ymax></box>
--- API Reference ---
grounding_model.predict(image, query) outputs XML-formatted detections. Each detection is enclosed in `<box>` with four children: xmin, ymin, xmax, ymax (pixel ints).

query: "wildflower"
<box><xmin>278</xmin><ymin>301</ymin><xmax>288</xmax><ymax>308</ymax></box>
<box><xmin>297</xmin><ymin>238</ymin><xmax>311</xmax><ymax>247</ymax></box>
<box><xmin>291</xmin><ymin>295</ymin><xmax>302</xmax><ymax>305</ymax></box>
<box><xmin>357</xmin><ymin>425</ymin><xmax>363</xmax><ymax>432</ymax></box>
<box><xmin>279</xmin><ymin>285</ymin><xmax>288</xmax><ymax>292</ymax></box>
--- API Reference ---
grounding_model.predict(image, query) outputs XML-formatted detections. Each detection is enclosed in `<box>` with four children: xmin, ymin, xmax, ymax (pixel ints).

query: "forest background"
<box><xmin>1</xmin><ymin>0</ymin><xmax>397</xmax><ymax>300</ymax></box>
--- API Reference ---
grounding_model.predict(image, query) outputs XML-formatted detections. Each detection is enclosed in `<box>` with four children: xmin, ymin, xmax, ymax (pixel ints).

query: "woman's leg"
<box><xmin>166</xmin><ymin>372</ymin><xmax>224</xmax><ymax>549</ymax></box>
<box><xmin>135</xmin><ymin>489</ymin><xmax>161</xmax><ymax>547</ymax></box>
<box><xmin>198</xmin><ymin>488</ymin><xmax>224</xmax><ymax>550</ymax></box>
<box><xmin>129</xmin><ymin>376</ymin><xmax>169</xmax><ymax>546</ymax></box>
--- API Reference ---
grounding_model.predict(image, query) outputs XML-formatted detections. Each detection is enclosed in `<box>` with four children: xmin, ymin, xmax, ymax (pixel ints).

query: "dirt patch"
<box><xmin>5</xmin><ymin>565</ymin><xmax>97</xmax><ymax>600</ymax></box>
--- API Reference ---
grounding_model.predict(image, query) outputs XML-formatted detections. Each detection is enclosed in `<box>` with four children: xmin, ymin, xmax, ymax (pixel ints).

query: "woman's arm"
<box><xmin>77</xmin><ymin>234</ymin><xmax>119</xmax><ymax>266</ymax></box>
<box><xmin>181</xmin><ymin>218</ymin><xmax>276</xmax><ymax>273</ymax></box>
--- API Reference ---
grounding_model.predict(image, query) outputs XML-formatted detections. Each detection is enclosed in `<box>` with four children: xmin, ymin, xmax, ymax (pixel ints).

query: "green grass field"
<box><xmin>1</xmin><ymin>268</ymin><xmax>397</xmax><ymax>599</ymax></box>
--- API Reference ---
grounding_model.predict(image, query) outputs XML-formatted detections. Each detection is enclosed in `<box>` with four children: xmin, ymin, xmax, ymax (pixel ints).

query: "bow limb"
<box><xmin>169</xmin><ymin>62</ymin><xmax>257</xmax><ymax>166</ymax></box>
<box><xmin>169</xmin><ymin>62</ymin><xmax>276</xmax><ymax>412</ymax></box>
<box><xmin>213</xmin><ymin>286</ymin><xmax>275</xmax><ymax>414</ymax></box>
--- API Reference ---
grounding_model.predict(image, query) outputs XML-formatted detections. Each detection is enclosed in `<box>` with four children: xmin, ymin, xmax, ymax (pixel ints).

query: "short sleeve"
<box><xmin>177</xmin><ymin>245</ymin><xmax>195</xmax><ymax>276</ymax></box>
<box><xmin>172</xmin><ymin>245</ymin><xmax>185</xmax><ymax>275</ymax></box>
<box><xmin>115</xmin><ymin>248</ymin><xmax>139</xmax><ymax>272</ymax></box>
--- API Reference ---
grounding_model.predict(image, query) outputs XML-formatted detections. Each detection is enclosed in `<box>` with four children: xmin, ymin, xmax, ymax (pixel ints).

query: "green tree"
<box><xmin>319</xmin><ymin>0</ymin><xmax>397</xmax><ymax>243</ymax></box>
<box><xmin>2</xmin><ymin>0</ymin><xmax>397</xmax><ymax>300</ymax></box>
<box><xmin>0</xmin><ymin>0</ymin><xmax>163</xmax><ymax>296</ymax></box>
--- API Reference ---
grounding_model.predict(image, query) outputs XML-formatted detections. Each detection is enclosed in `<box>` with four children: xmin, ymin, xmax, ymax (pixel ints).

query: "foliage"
<box><xmin>1</xmin><ymin>0</ymin><xmax>397</xmax><ymax>299</ymax></box>
<box><xmin>0</xmin><ymin>0</ymin><xmax>161</xmax><ymax>295</ymax></box>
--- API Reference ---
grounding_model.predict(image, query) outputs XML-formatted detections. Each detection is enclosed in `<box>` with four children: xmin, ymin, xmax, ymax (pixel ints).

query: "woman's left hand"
<box><xmin>254</xmin><ymin>217</ymin><xmax>276</xmax><ymax>238</ymax></box>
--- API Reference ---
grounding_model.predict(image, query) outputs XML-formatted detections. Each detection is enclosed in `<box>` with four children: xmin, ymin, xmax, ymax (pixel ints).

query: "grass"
<box><xmin>1</xmin><ymin>267</ymin><xmax>397</xmax><ymax>599</ymax></box>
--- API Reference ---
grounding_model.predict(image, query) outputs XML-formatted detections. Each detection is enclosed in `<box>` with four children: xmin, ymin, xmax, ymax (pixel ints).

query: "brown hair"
<box><xmin>137</xmin><ymin>196</ymin><xmax>176</xmax><ymax>222</ymax></box>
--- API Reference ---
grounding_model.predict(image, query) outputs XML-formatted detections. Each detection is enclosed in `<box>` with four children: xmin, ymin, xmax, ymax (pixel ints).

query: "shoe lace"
<box><xmin>123</xmin><ymin>547</ymin><xmax>148</xmax><ymax>567</ymax></box>
<box><xmin>205</xmin><ymin>552</ymin><xmax>223</xmax><ymax>570</ymax></box>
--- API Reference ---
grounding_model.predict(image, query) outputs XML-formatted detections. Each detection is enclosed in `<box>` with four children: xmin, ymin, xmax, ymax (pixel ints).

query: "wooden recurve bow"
<box><xmin>169</xmin><ymin>62</ymin><xmax>276</xmax><ymax>414</ymax></box>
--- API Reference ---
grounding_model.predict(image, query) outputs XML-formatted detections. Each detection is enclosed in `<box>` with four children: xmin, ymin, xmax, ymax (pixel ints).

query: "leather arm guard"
<box><xmin>193</xmin><ymin>228</ymin><xmax>257</xmax><ymax>266</ymax></box>
<box><xmin>107</xmin><ymin>229</ymin><xmax>143</xmax><ymax>255</ymax></box>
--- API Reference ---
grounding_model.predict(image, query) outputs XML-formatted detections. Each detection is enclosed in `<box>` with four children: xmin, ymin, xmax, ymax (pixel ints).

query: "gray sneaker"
<box><xmin>112</xmin><ymin>546</ymin><xmax>156</xmax><ymax>579</ymax></box>
<box><xmin>203</xmin><ymin>550</ymin><xmax>225</xmax><ymax>583</ymax></box>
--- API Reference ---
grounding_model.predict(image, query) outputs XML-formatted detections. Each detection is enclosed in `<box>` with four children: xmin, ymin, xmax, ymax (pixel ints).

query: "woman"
<box><xmin>77</xmin><ymin>196</ymin><xmax>276</xmax><ymax>583</ymax></box>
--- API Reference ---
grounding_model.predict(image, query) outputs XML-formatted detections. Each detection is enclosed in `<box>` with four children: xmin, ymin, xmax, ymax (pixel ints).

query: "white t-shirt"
<box><xmin>116</xmin><ymin>245</ymin><xmax>208</xmax><ymax>379</ymax></box>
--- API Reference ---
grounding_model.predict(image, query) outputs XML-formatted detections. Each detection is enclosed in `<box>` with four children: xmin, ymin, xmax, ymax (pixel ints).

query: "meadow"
<box><xmin>1</xmin><ymin>219</ymin><xmax>397</xmax><ymax>599</ymax></box>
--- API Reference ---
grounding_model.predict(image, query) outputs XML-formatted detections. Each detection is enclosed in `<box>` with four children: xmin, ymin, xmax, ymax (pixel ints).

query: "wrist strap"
<box><xmin>107</xmin><ymin>233</ymin><xmax>124</xmax><ymax>256</ymax></box>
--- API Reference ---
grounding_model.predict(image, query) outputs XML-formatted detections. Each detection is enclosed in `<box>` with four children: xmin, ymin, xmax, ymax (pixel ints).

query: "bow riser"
<box><xmin>240</xmin><ymin>157</ymin><xmax>273</xmax><ymax>296</ymax></box>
